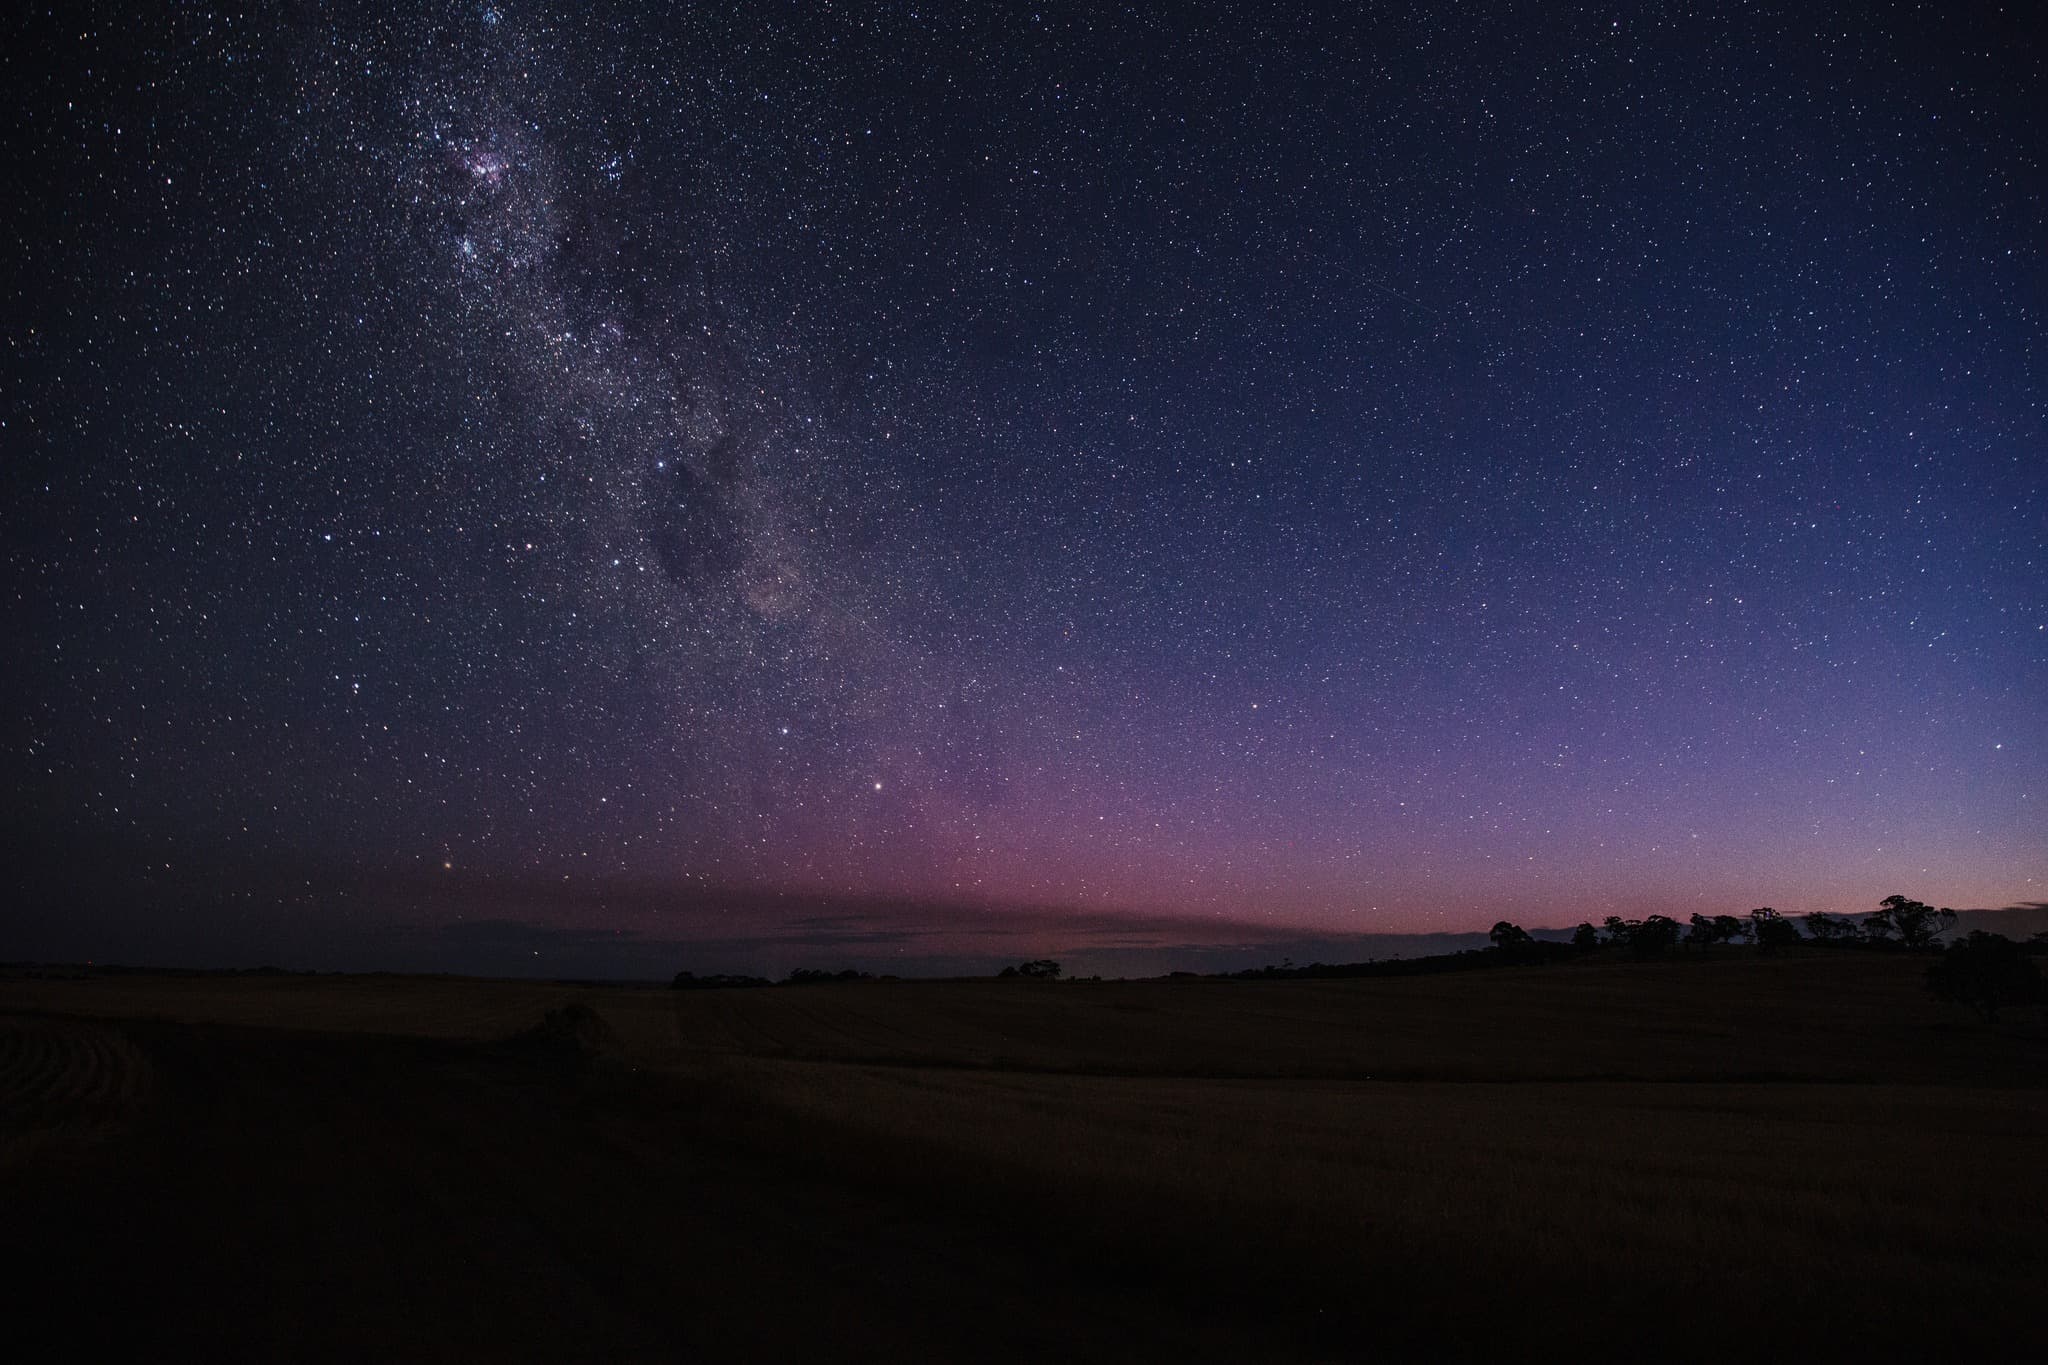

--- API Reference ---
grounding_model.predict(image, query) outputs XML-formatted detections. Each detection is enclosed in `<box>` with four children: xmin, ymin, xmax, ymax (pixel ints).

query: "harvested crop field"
<box><xmin>3</xmin><ymin>954</ymin><xmax>2043</xmax><ymax>1361</ymax></box>
<box><xmin>0</xmin><ymin>1014</ymin><xmax>154</xmax><ymax>1151</ymax></box>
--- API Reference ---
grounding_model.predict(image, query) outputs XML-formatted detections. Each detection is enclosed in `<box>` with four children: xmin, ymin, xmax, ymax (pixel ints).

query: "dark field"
<box><xmin>4</xmin><ymin>953</ymin><xmax>2043</xmax><ymax>1361</ymax></box>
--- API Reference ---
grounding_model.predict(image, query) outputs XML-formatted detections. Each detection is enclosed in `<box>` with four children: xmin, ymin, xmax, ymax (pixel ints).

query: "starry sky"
<box><xmin>5</xmin><ymin>1</ymin><xmax>2043</xmax><ymax>976</ymax></box>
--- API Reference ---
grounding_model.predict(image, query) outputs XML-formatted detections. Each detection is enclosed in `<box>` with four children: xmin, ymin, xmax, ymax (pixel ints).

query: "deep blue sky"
<box><xmin>5</xmin><ymin>1</ymin><xmax>2042</xmax><ymax>975</ymax></box>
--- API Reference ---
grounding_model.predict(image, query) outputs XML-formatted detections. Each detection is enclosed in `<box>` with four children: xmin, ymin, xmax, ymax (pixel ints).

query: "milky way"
<box><xmin>5</xmin><ymin>1</ymin><xmax>2044</xmax><ymax>974</ymax></box>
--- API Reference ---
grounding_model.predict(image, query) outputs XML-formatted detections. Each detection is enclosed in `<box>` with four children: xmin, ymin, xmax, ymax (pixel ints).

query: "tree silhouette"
<box><xmin>1687</xmin><ymin>914</ymin><xmax>1745</xmax><ymax>950</ymax></box>
<box><xmin>1868</xmin><ymin>895</ymin><xmax>1958</xmax><ymax>950</ymax></box>
<box><xmin>1490</xmin><ymin>921</ymin><xmax>1536</xmax><ymax>956</ymax></box>
<box><xmin>1571</xmin><ymin>922</ymin><xmax>1601</xmax><ymax>951</ymax></box>
<box><xmin>1802</xmin><ymin>912</ymin><xmax>1856</xmax><ymax>943</ymax></box>
<box><xmin>1925</xmin><ymin>932</ymin><xmax>2043</xmax><ymax>1022</ymax></box>
<box><xmin>1749</xmin><ymin>907</ymin><xmax>1802</xmax><ymax>950</ymax></box>
<box><xmin>1631</xmin><ymin>916</ymin><xmax>1682</xmax><ymax>957</ymax></box>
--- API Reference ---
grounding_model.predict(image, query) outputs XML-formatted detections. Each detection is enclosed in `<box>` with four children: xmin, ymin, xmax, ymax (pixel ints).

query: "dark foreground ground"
<box><xmin>3</xmin><ymin>953</ymin><xmax>2044</xmax><ymax>1361</ymax></box>
<box><xmin>4</xmin><ymin>1016</ymin><xmax>1255</xmax><ymax>1363</ymax></box>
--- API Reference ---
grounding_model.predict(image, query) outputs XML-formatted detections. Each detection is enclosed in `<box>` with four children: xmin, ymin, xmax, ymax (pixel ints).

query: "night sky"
<box><xmin>5</xmin><ymin>2</ymin><xmax>2043</xmax><ymax>976</ymax></box>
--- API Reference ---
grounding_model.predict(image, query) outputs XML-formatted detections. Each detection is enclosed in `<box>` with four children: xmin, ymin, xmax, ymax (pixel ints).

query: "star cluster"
<box><xmin>5</xmin><ymin>1</ymin><xmax>2042</xmax><ymax>970</ymax></box>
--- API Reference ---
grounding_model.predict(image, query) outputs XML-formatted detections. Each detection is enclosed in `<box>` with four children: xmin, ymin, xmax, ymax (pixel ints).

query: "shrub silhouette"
<box><xmin>509</xmin><ymin>1002</ymin><xmax>617</xmax><ymax>1067</ymax></box>
<box><xmin>671</xmin><ymin>970</ymin><xmax>772</xmax><ymax>990</ymax></box>
<box><xmin>1926</xmin><ymin>932</ymin><xmax>2042</xmax><ymax>1023</ymax></box>
<box><xmin>787</xmin><ymin>968</ymin><xmax>875</xmax><ymax>985</ymax></box>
